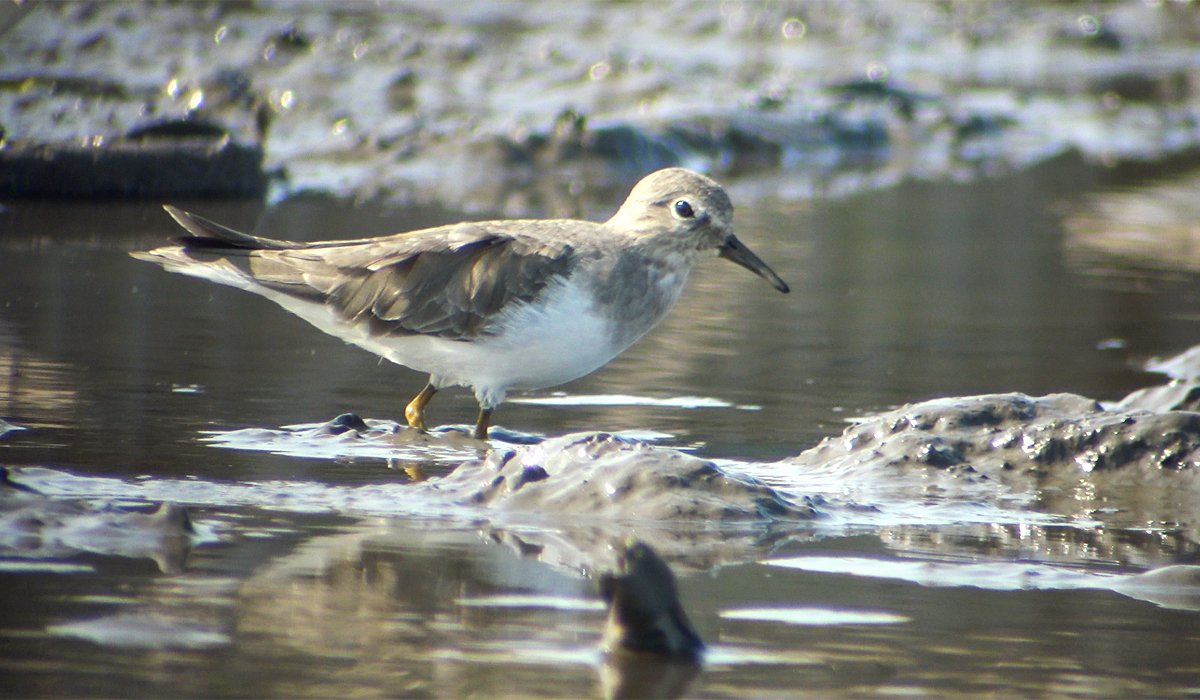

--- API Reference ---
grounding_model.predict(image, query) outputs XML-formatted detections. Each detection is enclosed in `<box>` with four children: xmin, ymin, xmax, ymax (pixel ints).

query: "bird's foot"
<box><xmin>405</xmin><ymin>405</ymin><xmax>426</xmax><ymax>431</ymax></box>
<box><xmin>405</xmin><ymin>383</ymin><xmax>438</xmax><ymax>431</ymax></box>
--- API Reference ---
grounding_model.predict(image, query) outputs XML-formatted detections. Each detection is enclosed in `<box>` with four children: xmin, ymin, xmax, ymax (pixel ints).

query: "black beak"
<box><xmin>717</xmin><ymin>235</ymin><xmax>790</xmax><ymax>293</ymax></box>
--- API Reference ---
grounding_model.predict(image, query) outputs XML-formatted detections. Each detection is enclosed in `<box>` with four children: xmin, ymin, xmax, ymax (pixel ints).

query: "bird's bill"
<box><xmin>717</xmin><ymin>235</ymin><xmax>790</xmax><ymax>293</ymax></box>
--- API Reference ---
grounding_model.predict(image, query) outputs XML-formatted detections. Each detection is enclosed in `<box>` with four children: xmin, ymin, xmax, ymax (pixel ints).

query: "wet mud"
<box><xmin>5</xmin><ymin>2</ymin><xmax>1200</xmax><ymax>209</ymax></box>
<box><xmin>0</xmin><ymin>467</ymin><xmax>197</xmax><ymax>574</ymax></box>
<box><xmin>429</xmin><ymin>432</ymin><xmax>814</xmax><ymax>522</ymax></box>
<box><xmin>6</xmin><ymin>352</ymin><xmax>1200</xmax><ymax>696</ymax></box>
<box><xmin>788</xmin><ymin>390</ymin><xmax>1200</xmax><ymax>536</ymax></box>
<box><xmin>8</xmin><ymin>344</ymin><xmax>1200</xmax><ymax>575</ymax></box>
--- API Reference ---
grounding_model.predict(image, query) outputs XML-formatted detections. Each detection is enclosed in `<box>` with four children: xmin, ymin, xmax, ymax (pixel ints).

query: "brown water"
<box><xmin>3</xmin><ymin>153</ymin><xmax>1200</xmax><ymax>697</ymax></box>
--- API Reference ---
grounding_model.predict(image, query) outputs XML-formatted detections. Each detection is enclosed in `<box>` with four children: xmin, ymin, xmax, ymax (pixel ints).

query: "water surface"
<box><xmin>3</xmin><ymin>153</ymin><xmax>1200</xmax><ymax>697</ymax></box>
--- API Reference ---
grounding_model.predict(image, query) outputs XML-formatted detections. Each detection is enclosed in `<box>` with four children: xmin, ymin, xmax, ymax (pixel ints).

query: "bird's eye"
<box><xmin>673</xmin><ymin>199</ymin><xmax>695</xmax><ymax>219</ymax></box>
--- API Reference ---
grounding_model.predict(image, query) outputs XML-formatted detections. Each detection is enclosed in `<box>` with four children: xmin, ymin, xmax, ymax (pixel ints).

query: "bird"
<box><xmin>132</xmin><ymin>167</ymin><xmax>790</xmax><ymax>440</ymax></box>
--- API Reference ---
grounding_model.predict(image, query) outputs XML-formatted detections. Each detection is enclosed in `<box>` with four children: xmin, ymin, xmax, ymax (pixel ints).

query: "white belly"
<box><xmin>383</xmin><ymin>281</ymin><xmax>621</xmax><ymax>406</ymax></box>
<box><xmin>265</xmin><ymin>278</ymin><xmax>620</xmax><ymax>408</ymax></box>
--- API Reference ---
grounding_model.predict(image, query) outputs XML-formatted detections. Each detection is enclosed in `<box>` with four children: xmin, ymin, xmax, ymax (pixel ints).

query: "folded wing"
<box><xmin>134</xmin><ymin>207</ymin><xmax>576</xmax><ymax>340</ymax></box>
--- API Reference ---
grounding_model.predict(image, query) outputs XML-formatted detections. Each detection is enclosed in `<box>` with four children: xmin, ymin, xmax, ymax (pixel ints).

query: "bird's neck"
<box><xmin>580</xmin><ymin>247</ymin><xmax>693</xmax><ymax>351</ymax></box>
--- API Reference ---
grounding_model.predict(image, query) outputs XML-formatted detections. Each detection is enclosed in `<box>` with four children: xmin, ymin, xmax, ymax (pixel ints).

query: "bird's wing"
<box><xmin>316</xmin><ymin>226</ymin><xmax>576</xmax><ymax>339</ymax></box>
<box><xmin>136</xmin><ymin>208</ymin><xmax>577</xmax><ymax>340</ymax></box>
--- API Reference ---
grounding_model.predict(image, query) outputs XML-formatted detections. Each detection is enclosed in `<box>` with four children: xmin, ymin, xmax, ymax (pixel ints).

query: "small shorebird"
<box><xmin>134</xmin><ymin>168</ymin><xmax>789</xmax><ymax>439</ymax></box>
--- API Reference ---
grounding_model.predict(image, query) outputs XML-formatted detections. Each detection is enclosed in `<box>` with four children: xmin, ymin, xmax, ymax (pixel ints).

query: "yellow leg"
<box><xmin>473</xmin><ymin>407</ymin><xmax>493</xmax><ymax>441</ymax></box>
<box><xmin>405</xmin><ymin>383</ymin><xmax>438</xmax><ymax>431</ymax></box>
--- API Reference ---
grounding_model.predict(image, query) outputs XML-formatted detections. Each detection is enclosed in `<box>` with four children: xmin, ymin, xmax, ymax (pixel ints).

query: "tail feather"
<box><xmin>133</xmin><ymin>207</ymin><xmax>336</xmax><ymax>301</ymax></box>
<box><xmin>163</xmin><ymin>205</ymin><xmax>299</xmax><ymax>251</ymax></box>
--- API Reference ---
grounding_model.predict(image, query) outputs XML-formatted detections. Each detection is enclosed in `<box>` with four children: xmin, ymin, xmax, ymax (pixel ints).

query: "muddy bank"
<box><xmin>427</xmin><ymin>432</ymin><xmax>813</xmax><ymax>522</ymax></box>
<box><xmin>779</xmin><ymin>391</ymin><xmax>1200</xmax><ymax>542</ymax></box>
<box><xmin>8</xmin><ymin>344</ymin><xmax>1200</xmax><ymax>573</ymax></box>
<box><xmin>3</xmin><ymin>1</ymin><xmax>1200</xmax><ymax>209</ymax></box>
<box><xmin>0</xmin><ymin>467</ymin><xmax>197</xmax><ymax>574</ymax></box>
<box><xmin>209</xmin><ymin>361</ymin><xmax>1200</xmax><ymax>552</ymax></box>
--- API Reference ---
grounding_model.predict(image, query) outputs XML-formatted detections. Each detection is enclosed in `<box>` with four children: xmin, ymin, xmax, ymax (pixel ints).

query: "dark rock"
<box><xmin>596</xmin><ymin>541</ymin><xmax>704</xmax><ymax>698</ymax></box>
<box><xmin>386</xmin><ymin>67</ymin><xmax>417</xmax><ymax>112</ymax></box>
<box><xmin>126</xmin><ymin>118</ymin><xmax>231</xmax><ymax>140</ymax></box>
<box><xmin>954</xmin><ymin>114</ymin><xmax>1017</xmax><ymax>142</ymax></box>
<box><xmin>0</xmin><ymin>465</ymin><xmax>38</xmax><ymax>493</ymax></box>
<box><xmin>831</xmin><ymin>79</ymin><xmax>920</xmax><ymax>121</ymax></box>
<box><xmin>473</xmin><ymin>109</ymin><xmax>681</xmax><ymax>176</ymax></box>
<box><xmin>323</xmin><ymin>413</ymin><xmax>372</xmax><ymax>435</ymax></box>
<box><xmin>599</xmin><ymin>541</ymin><xmax>704</xmax><ymax>661</ymax></box>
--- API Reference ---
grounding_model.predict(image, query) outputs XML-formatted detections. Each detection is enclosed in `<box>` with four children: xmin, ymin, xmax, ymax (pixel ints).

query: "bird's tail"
<box><xmin>131</xmin><ymin>207</ymin><xmax>333</xmax><ymax>301</ymax></box>
<box><xmin>161</xmin><ymin>205</ymin><xmax>299</xmax><ymax>251</ymax></box>
<box><xmin>130</xmin><ymin>207</ymin><xmax>283</xmax><ymax>291</ymax></box>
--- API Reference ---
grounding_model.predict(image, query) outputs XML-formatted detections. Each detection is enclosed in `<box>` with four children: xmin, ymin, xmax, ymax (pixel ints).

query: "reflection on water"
<box><xmin>8</xmin><ymin>508</ymin><xmax>1195</xmax><ymax>698</ymax></box>
<box><xmin>765</xmin><ymin>555</ymin><xmax>1200</xmax><ymax>610</ymax></box>
<box><xmin>0</xmin><ymin>325</ymin><xmax>79</xmax><ymax>430</ymax></box>
<box><xmin>3</xmin><ymin>153</ymin><xmax>1200</xmax><ymax>696</ymax></box>
<box><xmin>1065</xmin><ymin>168</ymin><xmax>1200</xmax><ymax>276</ymax></box>
<box><xmin>719</xmin><ymin>607</ymin><xmax>911</xmax><ymax>626</ymax></box>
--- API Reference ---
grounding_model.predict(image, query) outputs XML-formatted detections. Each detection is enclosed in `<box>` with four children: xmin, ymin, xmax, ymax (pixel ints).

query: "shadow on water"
<box><xmin>3</xmin><ymin>151</ymin><xmax>1200</xmax><ymax>697</ymax></box>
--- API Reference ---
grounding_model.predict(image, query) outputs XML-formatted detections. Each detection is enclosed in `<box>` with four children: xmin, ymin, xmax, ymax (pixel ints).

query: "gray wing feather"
<box><xmin>333</xmin><ymin>234</ymin><xmax>574</xmax><ymax>338</ymax></box>
<box><xmin>144</xmin><ymin>209</ymin><xmax>576</xmax><ymax>340</ymax></box>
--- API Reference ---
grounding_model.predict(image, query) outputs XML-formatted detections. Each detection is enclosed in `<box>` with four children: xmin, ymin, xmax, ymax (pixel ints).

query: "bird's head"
<box><xmin>608</xmin><ymin>167</ymin><xmax>789</xmax><ymax>293</ymax></box>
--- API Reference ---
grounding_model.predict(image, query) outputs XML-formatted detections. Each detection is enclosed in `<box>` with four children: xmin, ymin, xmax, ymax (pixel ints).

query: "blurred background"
<box><xmin>4</xmin><ymin>2</ymin><xmax>1200</xmax><ymax>698</ymax></box>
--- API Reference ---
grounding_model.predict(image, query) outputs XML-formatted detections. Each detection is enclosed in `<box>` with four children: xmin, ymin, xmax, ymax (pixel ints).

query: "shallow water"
<box><xmin>4</xmin><ymin>152</ymin><xmax>1200</xmax><ymax>697</ymax></box>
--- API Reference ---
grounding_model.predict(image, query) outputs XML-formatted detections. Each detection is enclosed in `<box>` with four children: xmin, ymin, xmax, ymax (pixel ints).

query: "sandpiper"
<box><xmin>133</xmin><ymin>167</ymin><xmax>789</xmax><ymax>439</ymax></box>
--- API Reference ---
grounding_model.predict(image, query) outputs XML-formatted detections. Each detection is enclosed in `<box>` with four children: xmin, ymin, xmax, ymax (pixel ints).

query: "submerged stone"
<box><xmin>599</xmin><ymin>540</ymin><xmax>705</xmax><ymax>660</ymax></box>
